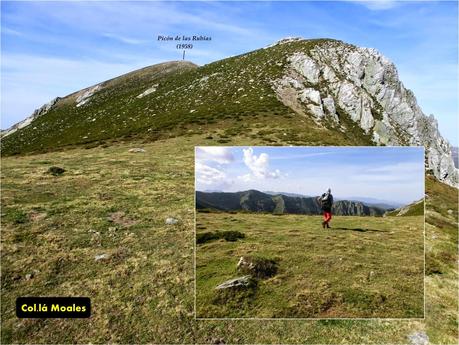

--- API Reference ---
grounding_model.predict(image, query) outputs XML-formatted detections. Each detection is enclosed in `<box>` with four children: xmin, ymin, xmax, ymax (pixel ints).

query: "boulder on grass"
<box><xmin>215</xmin><ymin>275</ymin><xmax>256</xmax><ymax>290</ymax></box>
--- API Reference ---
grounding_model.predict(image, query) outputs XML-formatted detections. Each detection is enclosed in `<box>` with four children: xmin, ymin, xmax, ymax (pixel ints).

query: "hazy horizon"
<box><xmin>195</xmin><ymin>146</ymin><xmax>424</xmax><ymax>205</ymax></box>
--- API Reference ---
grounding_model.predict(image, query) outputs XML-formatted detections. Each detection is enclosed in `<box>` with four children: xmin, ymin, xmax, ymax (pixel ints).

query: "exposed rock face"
<box><xmin>332</xmin><ymin>200</ymin><xmax>384</xmax><ymax>216</ymax></box>
<box><xmin>76</xmin><ymin>84</ymin><xmax>102</xmax><ymax>107</ymax></box>
<box><xmin>273</xmin><ymin>39</ymin><xmax>458</xmax><ymax>187</ymax></box>
<box><xmin>1</xmin><ymin>97</ymin><xmax>61</xmax><ymax>138</ymax></box>
<box><xmin>137</xmin><ymin>85</ymin><xmax>158</xmax><ymax>99</ymax></box>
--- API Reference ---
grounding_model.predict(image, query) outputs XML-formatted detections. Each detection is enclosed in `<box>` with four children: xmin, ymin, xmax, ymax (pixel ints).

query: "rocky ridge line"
<box><xmin>272</xmin><ymin>38</ymin><xmax>458</xmax><ymax>187</ymax></box>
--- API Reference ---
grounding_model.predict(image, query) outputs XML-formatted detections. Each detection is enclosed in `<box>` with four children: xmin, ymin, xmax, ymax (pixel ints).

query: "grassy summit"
<box><xmin>2</xmin><ymin>39</ymin><xmax>373</xmax><ymax>156</ymax></box>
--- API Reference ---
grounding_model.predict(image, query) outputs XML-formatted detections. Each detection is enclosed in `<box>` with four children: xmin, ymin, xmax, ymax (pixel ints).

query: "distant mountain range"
<box><xmin>196</xmin><ymin>190</ymin><xmax>393</xmax><ymax>216</ymax></box>
<box><xmin>263</xmin><ymin>193</ymin><xmax>401</xmax><ymax>209</ymax></box>
<box><xmin>339</xmin><ymin>197</ymin><xmax>403</xmax><ymax>209</ymax></box>
<box><xmin>263</xmin><ymin>191</ymin><xmax>311</xmax><ymax>198</ymax></box>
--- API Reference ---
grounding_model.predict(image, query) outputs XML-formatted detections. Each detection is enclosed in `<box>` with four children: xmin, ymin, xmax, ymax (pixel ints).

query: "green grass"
<box><xmin>1</xmin><ymin>136</ymin><xmax>457</xmax><ymax>344</ymax></box>
<box><xmin>196</xmin><ymin>212</ymin><xmax>424</xmax><ymax>318</ymax></box>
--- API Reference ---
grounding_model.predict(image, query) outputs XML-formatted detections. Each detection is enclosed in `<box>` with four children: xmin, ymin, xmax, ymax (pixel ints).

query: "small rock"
<box><xmin>447</xmin><ymin>209</ymin><xmax>453</xmax><ymax>215</ymax></box>
<box><xmin>95</xmin><ymin>253</ymin><xmax>110</xmax><ymax>261</ymax></box>
<box><xmin>128</xmin><ymin>148</ymin><xmax>146</xmax><ymax>153</ymax></box>
<box><xmin>165</xmin><ymin>217</ymin><xmax>179</xmax><ymax>225</ymax></box>
<box><xmin>215</xmin><ymin>275</ymin><xmax>255</xmax><ymax>290</ymax></box>
<box><xmin>408</xmin><ymin>331</ymin><xmax>429</xmax><ymax>345</ymax></box>
<box><xmin>25</xmin><ymin>273</ymin><xmax>33</xmax><ymax>280</ymax></box>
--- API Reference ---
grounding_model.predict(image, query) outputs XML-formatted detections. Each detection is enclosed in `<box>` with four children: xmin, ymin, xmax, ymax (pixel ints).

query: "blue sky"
<box><xmin>1</xmin><ymin>1</ymin><xmax>457</xmax><ymax>145</ymax></box>
<box><xmin>195</xmin><ymin>146</ymin><xmax>425</xmax><ymax>204</ymax></box>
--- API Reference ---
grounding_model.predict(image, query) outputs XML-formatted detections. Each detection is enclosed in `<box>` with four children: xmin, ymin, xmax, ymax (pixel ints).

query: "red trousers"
<box><xmin>323</xmin><ymin>211</ymin><xmax>332</xmax><ymax>224</ymax></box>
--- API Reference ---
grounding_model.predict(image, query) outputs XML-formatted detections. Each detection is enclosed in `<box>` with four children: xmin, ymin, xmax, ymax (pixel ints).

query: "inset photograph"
<box><xmin>195</xmin><ymin>146</ymin><xmax>425</xmax><ymax>319</ymax></box>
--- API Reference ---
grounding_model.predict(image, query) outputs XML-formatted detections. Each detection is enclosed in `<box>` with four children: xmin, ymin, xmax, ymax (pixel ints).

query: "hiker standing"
<box><xmin>318</xmin><ymin>188</ymin><xmax>333</xmax><ymax>228</ymax></box>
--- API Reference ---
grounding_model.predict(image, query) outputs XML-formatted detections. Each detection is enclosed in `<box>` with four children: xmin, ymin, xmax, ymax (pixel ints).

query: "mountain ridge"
<box><xmin>2</xmin><ymin>37</ymin><xmax>457</xmax><ymax>187</ymax></box>
<box><xmin>196</xmin><ymin>190</ymin><xmax>389</xmax><ymax>216</ymax></box>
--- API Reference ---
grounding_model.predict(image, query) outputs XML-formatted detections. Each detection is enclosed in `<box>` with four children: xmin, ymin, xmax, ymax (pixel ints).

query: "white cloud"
<box><xmin>195</xmin><ymin>147</ymin><xmax>234</xmax><ymax>164</ymax></box>
<box><xmin>241</xmin><ymin>147</ymin><xmax>281</xmax><ymax>180</ymax></box>
<box><xmin>195</xmin><ymin>162</ymin><xmax>227</xmax><ymax>186</ymax></box>
<box><xmin>101</xmin><ymin>33</ymin><xmax>149</xmax><ymax>45</ymax></box>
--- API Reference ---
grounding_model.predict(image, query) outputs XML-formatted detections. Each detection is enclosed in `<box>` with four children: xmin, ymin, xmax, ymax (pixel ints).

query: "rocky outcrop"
<box><xmin>1</xmin><ymin>97</ymin><xmax>61</xmax><ymax>138</ymax></box>
<box><xmin>215</xmin><ymin>275</ymin><xmax>256</xmax><ymax>290</ymax></box>
<box><xmin>76</xmin><ymin>84</ymin><xmax>102</xmax><ymax>107</ymax></box>
<box><xmin>333</xmin><ymin>200</ymin><xmax>385</xmax><ymax>216</ymax></box>
<box><xmin>137</xmin><ymin>84</ymin><xmax>158</xmax><ymax>99</ymax></box>
<box><xmin>237</xmin><ymin>256</ymin><xmax>278</xmax><ymax>278</ymax></box>
<box><xmin>272</xmin><ymin>39</ymin><xmax>458</xmax><ymax>187</ymax></box>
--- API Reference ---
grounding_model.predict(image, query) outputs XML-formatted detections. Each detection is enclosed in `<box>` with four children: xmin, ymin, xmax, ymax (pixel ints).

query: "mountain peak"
<box><xmin>2</xmin><ymin>40</ymin><xmax>457</xmax><ymax>187</ymax></box>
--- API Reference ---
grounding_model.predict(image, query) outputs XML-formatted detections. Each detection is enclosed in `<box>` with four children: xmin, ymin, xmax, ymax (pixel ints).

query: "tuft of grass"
<box><xmin>3</xmin><ymin>208</ymin><xmax>28</xmax><ymax>224</ymax></box>
<box><xmin>197</xmin><ymin>230</ymin><xmax>245</xmax><ymax>244</ymax></box>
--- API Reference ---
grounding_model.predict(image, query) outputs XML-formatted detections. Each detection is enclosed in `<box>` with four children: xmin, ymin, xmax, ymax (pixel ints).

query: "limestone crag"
<box><xmin>1</xmin><ymin>97</ymin><xmax>61</xmax><ymax>138</ymax></box>
<box><xmin>272</xmin><ymin>39</ymin><xmax>458</xmax><ymax>187</ymax></box>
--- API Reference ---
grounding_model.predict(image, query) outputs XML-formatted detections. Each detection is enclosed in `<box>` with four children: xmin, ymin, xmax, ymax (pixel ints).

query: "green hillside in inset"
<box><xmin>196</xmin><ymin>212</ymin><xmax>424</xmax><ymax>318</ymax></box>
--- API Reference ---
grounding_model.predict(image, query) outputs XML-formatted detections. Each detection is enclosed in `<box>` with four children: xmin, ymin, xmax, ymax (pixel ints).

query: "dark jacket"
<box><xmin>319</xmin><ymin>192</ymin><xmax>333</xmax><ymax>212</ymax></box>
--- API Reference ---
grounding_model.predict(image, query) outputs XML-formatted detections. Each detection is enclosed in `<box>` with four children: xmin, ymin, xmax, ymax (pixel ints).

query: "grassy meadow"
<box><xmin>196</xmin><ymin>212</ymin><xmax>424</xmax><ymax>319</ymax></box>
<box><xmin>1</xmin><ymin>134</ymin><xmax>457</xmax><ymax>344</ymax></box>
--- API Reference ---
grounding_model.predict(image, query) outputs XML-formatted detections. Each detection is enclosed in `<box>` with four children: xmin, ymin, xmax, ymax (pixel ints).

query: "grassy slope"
<box><xmin>424</xmin><ymin>176</ymin><xmax>458</xmax><ymax>343</ymax></box>
<box><xmin>196</xmin><ymin>213</ymin><xmax>424</xmax><ymax>318</ymax></box>
<box><xmin>386</xmin><ymin>200</ymin><xmax>424</xmax><ymax>217</ymax></box>
<box><xmin>1</xmin><ymin>134</ymin><xmax>457</xmax><ymax>344</ymax></box>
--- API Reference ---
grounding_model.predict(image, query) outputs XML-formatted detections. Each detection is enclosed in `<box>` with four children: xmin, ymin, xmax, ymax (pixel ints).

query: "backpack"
<box><xmin>321</xmin><ymin>193</ymin><xmax>332</xmax><ymax>208</ymax></box>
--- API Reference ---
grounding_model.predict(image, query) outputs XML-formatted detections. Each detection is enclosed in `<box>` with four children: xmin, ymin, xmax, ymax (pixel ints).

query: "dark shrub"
<box><xmin>196</xmin><ymin>230</ymin><xmax>245</xmax><ymax>244</ymax></box>
<box><xmin>47</xmin><ymin>166</ymin><xmax>66</xmax><ymax>176</ymax></box>
<box><xmin>237</xmin><ymin>256</ymin><xmax>278</xmax><ymax>278</ymax></box>
<box><xmin>219</xmin><ymin>230</ymin><xmax>245</xmax><ymax>242</ymax></box>
<box><xmin>196</xmin><ymin>232</ymin><xmax>219</xmax><ymax>244</ymax></box>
